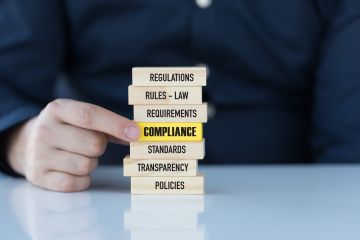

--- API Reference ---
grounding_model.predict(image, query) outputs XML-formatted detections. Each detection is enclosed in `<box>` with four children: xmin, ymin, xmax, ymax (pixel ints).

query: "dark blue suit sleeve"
<box><xmin>0</xmin><ymin>1</ymin><xmax>65</xmax><ymax>174</ymax></box>
<box><xmin>313</xmin><ymin>0</ymin><xmax>360</xmax><ymax>162</ymax></box>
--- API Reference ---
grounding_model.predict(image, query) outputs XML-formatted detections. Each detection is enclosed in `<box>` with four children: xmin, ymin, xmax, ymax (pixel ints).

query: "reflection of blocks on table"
<box><xmin>130</xmin><ymin>195</ymin><xmax>205</xmax><ymax>213</ymax></box>
<box><xmin>124</xmin><ymin>194</ymin><xmax>205</xmax><ymax>240</ymax></box>
<box><xmin>125</xmin><ymin>67</ymin><xmax>207</xmax><ymax>195</ymax></box>
<box><xmin>130</xmin><ymin>229</ymin><xmax>205</xmax><ymax>240</ymax></box>
<box><xmin>124</xmin><ymin>211</ymin><xmax>199</xmax><ymax>230</ymax></box>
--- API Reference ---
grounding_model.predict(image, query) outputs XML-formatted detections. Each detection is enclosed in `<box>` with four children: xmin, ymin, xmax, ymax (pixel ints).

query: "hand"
<box><xmin>6</xmin><ymin>99</ymin><xmax>139</xmax><ymax>192</ymax></box>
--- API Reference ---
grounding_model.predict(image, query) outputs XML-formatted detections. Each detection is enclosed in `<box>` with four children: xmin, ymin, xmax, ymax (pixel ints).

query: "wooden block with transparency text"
<box><xmin>123</xmin><ymin>156</ymin><xmax>198</xmax><ymax>177</ymax></box>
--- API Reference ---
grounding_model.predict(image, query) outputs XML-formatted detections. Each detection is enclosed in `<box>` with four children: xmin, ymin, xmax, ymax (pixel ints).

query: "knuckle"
<box><xmin>77</xmin><ymin>158</ymin><xmax>93</xmax><ymax>175</ymax></box>
<box><xmin>76</xmin><ymin>105</ymin><xmax>95</xmax><ymax>126</ymax></box>
<box><xmin>60</xmin><ymin>176</ymin><xmax>90</xmax><ymax>192</ymax></box>
<box><xmin>82</xmin><ymin>177</ymin><xmax>91</xmax><ymax>190</ymax></box>
<box><xmin>25</xmin><ymin>167</ymin><xmax>43</xmax><ymax>186</ymax></box>
<box><xmin>44</xmin><ymin>99</ymin><xmax>62</xmax><ymax>115</ymax></box>
<box><xmin>26</xmin><ymin>150</ymin><xmax>44</xmax><ymax>172</ymax></box>
<box><xmin>88</xmin><ymin>135</ymin><xmax>106</xmax><ymax>156</ymax></box>
<box><xmin>33</xmin><ymin>122</ymin><xmax>51</xmax><ymax>141</ymax></box>
<box><xmin>59</xmin><ymin>176</ymin><xmax>76</xmax><ymax>192</ymax></box>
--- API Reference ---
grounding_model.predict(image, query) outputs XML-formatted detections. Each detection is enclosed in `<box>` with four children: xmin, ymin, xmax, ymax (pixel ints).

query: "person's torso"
<box><xmin>59</xmin><ymin>0</ymin><xmax>336</xmax><ymax>164</ymax></box>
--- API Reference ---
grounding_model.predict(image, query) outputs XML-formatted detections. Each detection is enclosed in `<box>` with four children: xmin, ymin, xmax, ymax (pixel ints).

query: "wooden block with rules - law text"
<box><xmin>128</xmin><ymin>86</ymin><xmax>202</xmax><ymax>105</ymax></box>
<box><xmin>131</xmin><ymin>174</ymin><xmax>204</xmax><ymax>195</ymax></box>
<box><xmin>132</xmin><ymin>67</ymin><xmax>207</xmax><ymax>86</ymax></box>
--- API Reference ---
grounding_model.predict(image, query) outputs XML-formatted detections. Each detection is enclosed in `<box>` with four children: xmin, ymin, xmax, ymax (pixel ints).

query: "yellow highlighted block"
<box><xmin>136</xmin><ymin>122</ymin><xmax>203</xmax><ymax>142</ymax></box>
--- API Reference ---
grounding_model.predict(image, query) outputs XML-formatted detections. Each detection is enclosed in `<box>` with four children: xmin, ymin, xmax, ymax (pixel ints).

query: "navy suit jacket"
<box><xmin>1</xmin><ymin>0</ymin><xmax>360</xmax><ymax>171</ymax></box>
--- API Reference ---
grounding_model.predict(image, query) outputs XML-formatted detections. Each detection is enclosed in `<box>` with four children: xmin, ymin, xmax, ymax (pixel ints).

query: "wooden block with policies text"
<box><xmin>132</xmin><ymin>67</ymin><xmax>207</xmax><ymax>86</ymax></box>
<box><xmin>128</xmin><ymin>86</ymin><xmax>202</xmax><ymax>105</ymax></box>
<box><xmin>131</xmin><ymin>174</ymin><xmax>204</xmax><ymax>195</ymax></box>
<box><xmin>130</xmin><ymin>140</ymin><xmax>205</xmax><ymax>160</ymax></box>
<box><xmin>123</xmin><ymin>156</ymin><xmax>198</xmax><ymax>177</ymax></box>
<box><xmin>136</xmin><ymin>122</ymin><xmax>203</xmax><ymax>142</ymax></box>
<box><xmin>133</xmin><ymin>104</ymin><xmax>208</xmax><ymax>122</ymax></box>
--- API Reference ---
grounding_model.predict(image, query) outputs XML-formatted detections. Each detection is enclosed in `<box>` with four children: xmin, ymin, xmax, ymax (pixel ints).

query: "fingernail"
<box><xmin>124</xmin><ymin>125</ymin><xmax>140</xmax><ymax>140</ymax></box>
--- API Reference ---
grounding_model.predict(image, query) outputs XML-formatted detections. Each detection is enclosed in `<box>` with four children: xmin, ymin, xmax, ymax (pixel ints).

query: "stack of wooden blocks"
<box><xmin>124</xmin><ymin>67</ymin><xmax>207</xmax><ymax>194</ymax></box>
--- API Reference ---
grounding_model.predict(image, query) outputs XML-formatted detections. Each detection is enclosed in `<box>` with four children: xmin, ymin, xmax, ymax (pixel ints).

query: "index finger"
<box><xmin>50</xmin><ymin>99</ymin><xmax>139</xmax><ymax>141</ymax></box>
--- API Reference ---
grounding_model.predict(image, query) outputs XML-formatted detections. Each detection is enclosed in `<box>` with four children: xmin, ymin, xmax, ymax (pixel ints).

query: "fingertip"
<box><xmin>124</xmin><ymin>123</ymin><xmax>140</xmax><ymax>141</ymax></box>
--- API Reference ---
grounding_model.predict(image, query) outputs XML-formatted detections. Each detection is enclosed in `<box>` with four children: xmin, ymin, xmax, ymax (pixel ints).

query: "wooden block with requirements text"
<box><xmin>133</xmin><ymin>104</ymin><xmax>207</xmax><ymax>122</ymax></box>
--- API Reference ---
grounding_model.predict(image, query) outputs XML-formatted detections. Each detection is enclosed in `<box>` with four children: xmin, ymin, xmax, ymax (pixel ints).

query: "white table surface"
<box><xmin>1</xmin><ymin>165</ymin><xmax>360</xmax><ymax>240</ymax></box>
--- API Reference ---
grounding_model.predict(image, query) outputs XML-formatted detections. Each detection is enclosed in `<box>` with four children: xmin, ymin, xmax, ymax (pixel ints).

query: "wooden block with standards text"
<box><xmin>131</xmin><ymin>174</ymin><xmax>204</xmax><ymax>195</ymax></box>
<box><xmin>133</xmin><ymin>104</ymin><xmax>208</xmax><ymax>122</ymax></box>
<box><xmin>136</xmin><ymin>122</ymin><xmax>203</xmax><ymax>142</ymax></box>
<box><xmin>130</xmin><ymin>140</ymin><xmax>205</xmax><ymax>160</ymax></box>
<box><xmin>128</xmin><ymin>86</ymin><xmax>202</xmax><ymax>105</ymax></box>
<box><xmin>132</xmin><ymin>67</ymin><xmax>207</xmax><ymax>86</ymax></box>
<box><xmin>123</xmin><ymin>156</ymin><xmax>198</xmax><ymax>177</ymax></box>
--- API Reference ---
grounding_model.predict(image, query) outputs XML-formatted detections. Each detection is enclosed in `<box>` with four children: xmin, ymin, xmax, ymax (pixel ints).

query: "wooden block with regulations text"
<box><xmin>131</xmin><ymin>174</ymin><xmax>204</xmax><ymax>195</ymax></box>
<box><xmin>132</xmin><ymin>67</ymin><xmax>207</xmax><ymax>86</ymax></box>
<box><xmin>128</xmin><ymin>86</ymin><xmax>202</xmax><ymax>105</ymax></box>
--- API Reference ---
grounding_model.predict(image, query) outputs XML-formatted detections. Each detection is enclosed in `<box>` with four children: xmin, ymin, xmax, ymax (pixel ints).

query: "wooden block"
<box><xmin>132</xmin><ymin>67</ymin><xmax>206</xmax><ymax>86</ymax></box>
<box><xmin>131</xmin><ymin>195</ymin><xmax>204</xmax><ymax>213</ymax></box>
<box><xmin>136</xmin><ymin>122</ymin><xmax>202</xmax><ymax>142</ymax></box>
<box><xmin>133</xmin><ymin>104</ymin><xmax>207</xmax><ymax>122</ymax></box>
<box><xmin>131</xmin><ymin>174</ymin><xmax>204</xmax><ymax>195</ymax></box>
<box><xmin>130</xmin><ymin>140</ymin><xmax>205</xmax><ymax>160</ymax></box>
<box><xmin>128</xmin><ymin>86</ymin><xmax>202</xmax><ymax>105</ymax></box>
<box><xmin>123</xmin><ymin>156</ymin><xmax>198</xmax><ymax>177</ymax></box>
